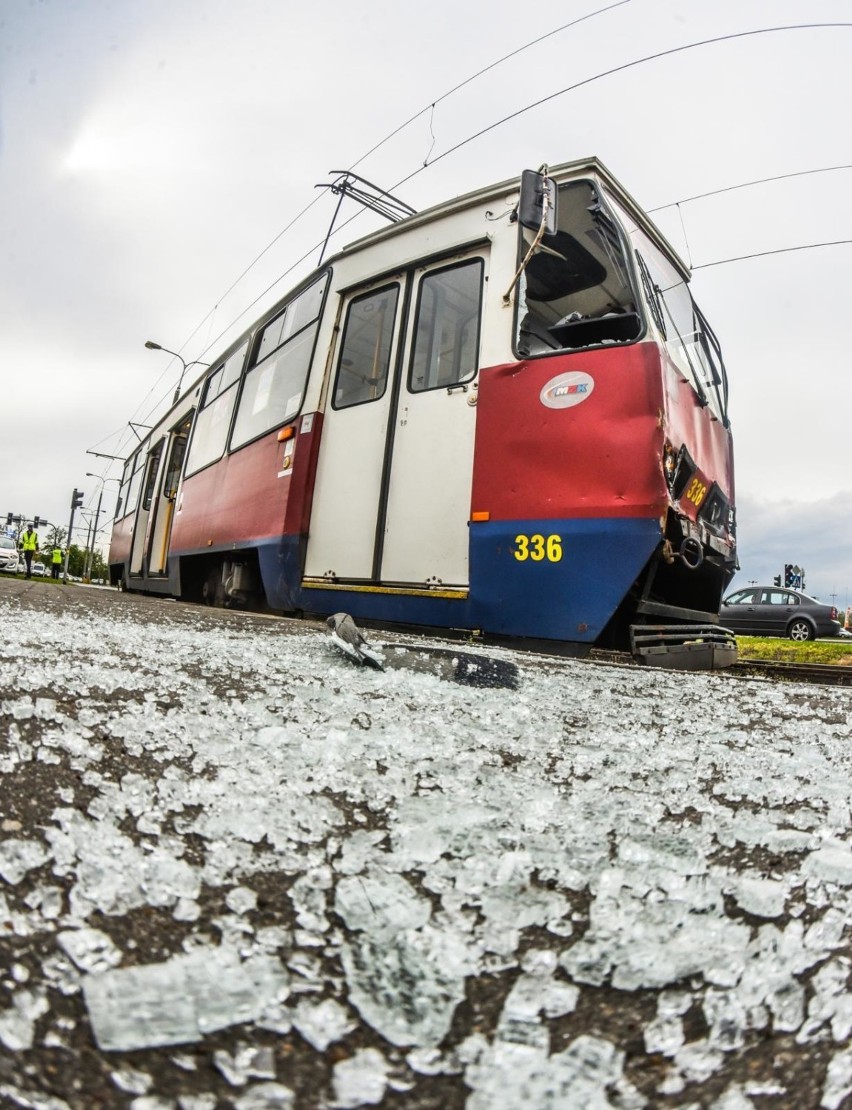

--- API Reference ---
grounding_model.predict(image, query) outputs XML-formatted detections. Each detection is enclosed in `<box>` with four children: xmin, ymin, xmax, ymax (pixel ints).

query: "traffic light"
<box><xmin>784</xmin><ymin>564</ymin><xmax>793</xmax><ymax>587</ymax></box>
<box><xmin>773</xmin><ymin>575</ymin><xmax>781</xmax><ymax>587</ymax></box>
<box><xmin>72</xmin><ymin>489</ymin><xmax>84</xmax><ymax>509</ymax></box>
<box><xmin>33</xmin><ymin>516</ymin><xmax>41</xmax><ymax>528</ymax></box>
<box><xmin>5</xmin><ymin>513</ymin><xmax>11</xmax><ymax>526</ymax></box>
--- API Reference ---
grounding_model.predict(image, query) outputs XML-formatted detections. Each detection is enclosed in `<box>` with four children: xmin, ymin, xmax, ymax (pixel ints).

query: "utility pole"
<box><xmin>84</xmin><ymin>488</ymin><xmax>105</xmax><ymax>581</ymax></box>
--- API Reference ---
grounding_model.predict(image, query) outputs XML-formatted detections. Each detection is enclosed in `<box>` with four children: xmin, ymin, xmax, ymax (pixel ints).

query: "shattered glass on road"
<box><xmin>1</xmin><ymin>581</ymin><xmax>852</xmax><ymax>1108</ymax></box>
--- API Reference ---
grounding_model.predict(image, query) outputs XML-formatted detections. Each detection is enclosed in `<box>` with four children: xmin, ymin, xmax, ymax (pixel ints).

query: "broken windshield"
<box><xmin>515</xmin><ymin>180</ymin><xmax>640</xmax><ymax>357</ymax></box>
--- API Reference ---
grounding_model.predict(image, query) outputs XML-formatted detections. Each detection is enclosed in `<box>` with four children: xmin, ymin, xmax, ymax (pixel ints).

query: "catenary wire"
<box><xmin>346</xmin><ymin>0</ymin><xmax>632</xmax><ymax>172</ymax></box>
<box><xmin>146</xmin><ymin>0</ymin><xmax>633</xmax><ymax>376</ymax></box>
<box><xmin>389</xmin><ymin>23</ymin><xmax>852</xmax><ymax>191</ymax></box>
<box><xmin>693</xmin><ymin>240</ymin><xmax>852</xmax><ymax>270</ymax></box>
<box><xmin>104</xmin><ymin>20</ymin><xmax>852</xmax><ymax>456</ymax></box>
<box><xmin>648</xmin><ymin>164</ymin><xmax>852</xmax><ymax>212</ymax></box>
<box><xmin>195</xmin><ymin>20</ymin><xmax>852</xmax><ymax>373</ymax></box>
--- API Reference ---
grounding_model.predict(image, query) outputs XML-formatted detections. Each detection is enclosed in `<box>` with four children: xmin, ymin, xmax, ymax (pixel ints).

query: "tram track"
<box><xmin>583</xmin><ymin>647</ymin><xmax>852</xmax><ymax>686</ymax></box>
<box><xmin>726</xmin><ymin>657</ymin><xmax>852</xmax><ymax>687</ymax></box>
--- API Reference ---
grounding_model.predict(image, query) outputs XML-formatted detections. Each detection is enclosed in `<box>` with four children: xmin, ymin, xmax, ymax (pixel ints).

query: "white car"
<box><xmin>0</xmin><ymin>536</ymin><xmax>20</xmax><ymax>573</ymax></box>
<box><xmin>31</xmin><ymin>562</ymin><xmax>47</xmax><ymax>576</ymax></box>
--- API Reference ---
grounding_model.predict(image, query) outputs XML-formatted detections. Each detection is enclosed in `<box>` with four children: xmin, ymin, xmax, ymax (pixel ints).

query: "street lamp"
<box><xmin>145</xmin><ymin>341</ymin><xmax>210</xmax><ymax>404</ymax></box>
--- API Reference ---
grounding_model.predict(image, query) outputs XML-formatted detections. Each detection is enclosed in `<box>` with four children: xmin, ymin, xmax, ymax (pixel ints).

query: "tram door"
<box><xmin>304</xmin><ymin>251</ymin><xmax>486</xmax><ymax>587</ymax></box>
<box><xmin>146</xmin><ymin>415</ymin><xmax>192</xmax><ymax>575</ymax></box>
<box><xmin>129</xmin><ymin>438</ymin><xmax>165</xmax><ymax>576</ymax></box>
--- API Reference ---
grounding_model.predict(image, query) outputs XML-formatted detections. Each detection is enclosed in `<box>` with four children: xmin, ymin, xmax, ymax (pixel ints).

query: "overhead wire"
<box><xmin>346</xmin><ymin>0</ymin><xmax>633</xmax><ymax>173</ymax></box>
<box><xmin>108</xmin><ymin>0</ymin><xmax>635</xmax><ymax>448</ymax></box>
<box><xmin>197</xmin><ymin>20</ymin><xmax>852</xmax><ymax>370</ymax></box>
<box><xmin>648</xmin><ymin>164</ymin><xmax>852</xmax><ymax>213</ymax></box>
<box><xmin>389</xmin><ymin>22</ymin><xmax>852</xmax><ymax>191</ymax></box>
<box><xmin>103</xmin><ymin>17</ymin><xmax>852</xmax><ymax>457</ymax></box>
<box><xmin>693</xmin><ymin>240</ymin><xmax>852</xmax><ymax>270</ymax></box>
<box><xmin>172</xmin><ymin>0</ymin><xmax>633</xmax><ymax>357</ymax></box>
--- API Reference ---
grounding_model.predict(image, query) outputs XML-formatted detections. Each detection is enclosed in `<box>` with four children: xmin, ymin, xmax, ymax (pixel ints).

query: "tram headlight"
<box><xmin>663</xmin><ymin>442</ymin><xmax>677</xmax><ymax>484</ymax></box>
<box><xmin>663</xmin><ymin>442</ymin><xmax>697</xmax><ymax>500</ymax></box>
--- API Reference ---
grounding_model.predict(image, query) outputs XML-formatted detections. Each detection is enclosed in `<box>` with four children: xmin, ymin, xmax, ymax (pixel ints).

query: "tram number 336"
<box><xmin>513</xmin><ymin>534</ymin><xmax>563</xmax><ymax>562</ymax></box>
<box><xmin>685</xmin><ymin>477</ymin><xmax>708</xmax><ymax>507</ymax></box>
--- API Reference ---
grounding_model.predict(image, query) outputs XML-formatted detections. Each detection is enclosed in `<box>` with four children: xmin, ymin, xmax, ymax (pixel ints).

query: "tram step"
<box><xmin>629</xmin><ymin>624</ymin><xmax>738</xmax><ymax>672</ymax></box>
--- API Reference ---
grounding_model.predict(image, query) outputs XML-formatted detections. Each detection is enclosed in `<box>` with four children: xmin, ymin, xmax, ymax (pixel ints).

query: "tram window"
<box><xmin>141</xmin><ymin>440</ymin><xmax>164</xmax><ymax>512</ymax></box>
<box><xmin>115</xmin><ymin>455</ymin><xmax>133</xmax><ymax>519</ymax></box>
<box><xmin>409</xmin><ymin>259</ymin><xmax>482</xmax><ymax>393</ymax></box>
<box><xmin>231</xmin><ymin>273</ymin><xmax>329</xmax><ymax>448</ymax></box>
<box><xmin>184</xmin><ymin>340</ymin><xmax>249</xmax><ymax>476</ymax></box>
<box><xmin>333</xmin><ymin>284</ymin><xmax>399</xmax><ymax>409</ymax></box>
<box><xmin>516</xmin><ymin>180</ymin><xmax>639</xmax><ymax>358</ymax></box>
<box><xmin>123</xmin><ymin>454</ymin><xmax>146</xmax><ymax>518</ymax></box>
<box><xmin>162</xmin><ymin>419</ymin><xmax>191</xmax><ymax>500</ymax></box>
<box><xmin>638</xmin><ymin>241</ymin><xmax>728</xmax><ymax>424</ymax></box>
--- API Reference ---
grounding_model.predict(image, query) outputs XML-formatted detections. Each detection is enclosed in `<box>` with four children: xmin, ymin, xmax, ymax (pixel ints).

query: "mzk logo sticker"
<box><xmin>539</xmin><ymin>371</ymin><xmax>595</xmax><ymax>409</ymax></box>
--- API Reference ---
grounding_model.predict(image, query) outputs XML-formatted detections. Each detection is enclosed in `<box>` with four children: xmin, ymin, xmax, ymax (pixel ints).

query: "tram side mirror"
<box><xmin>518</xmin><ymin>169</ymin><xmax>558</xmax><ymax>235</ymax></box>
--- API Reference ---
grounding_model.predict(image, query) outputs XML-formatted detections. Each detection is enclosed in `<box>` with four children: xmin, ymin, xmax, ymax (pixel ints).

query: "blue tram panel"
<box><xmin>469</xmin><ymin>518</ymin><xmax>663</xmax><ymax>641</ymax></box>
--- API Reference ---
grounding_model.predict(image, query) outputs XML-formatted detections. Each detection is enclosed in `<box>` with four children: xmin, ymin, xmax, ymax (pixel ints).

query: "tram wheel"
<box><xmin>202</xmin><ymin>569</ymin><xmax>219</xmax><ymax>607</ymax></box>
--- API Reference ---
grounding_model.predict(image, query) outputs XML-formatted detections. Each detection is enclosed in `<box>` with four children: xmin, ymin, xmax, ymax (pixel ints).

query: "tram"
<box><xmin>108</xmin><ymin>159</ymin><xmax>737</xmax><ymax>665</ymax></box>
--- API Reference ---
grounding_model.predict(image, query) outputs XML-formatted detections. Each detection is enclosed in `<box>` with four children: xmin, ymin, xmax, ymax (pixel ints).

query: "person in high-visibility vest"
<box><xmin>19</xmin><ymin>524</ymin><xmax>38</xmax><ymax>578</ymax></box>
<box><xmin>51</xmin><ymin>545</ymin><xmax>63</xmax><ymax>580</ymax></box>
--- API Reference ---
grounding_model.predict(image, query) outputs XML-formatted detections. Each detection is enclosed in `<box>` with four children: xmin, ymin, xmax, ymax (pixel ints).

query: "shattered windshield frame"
<box><xmin>514</xmin><ymin>178</ymin><xmax>643</xmax><ymax>358</ymax></box>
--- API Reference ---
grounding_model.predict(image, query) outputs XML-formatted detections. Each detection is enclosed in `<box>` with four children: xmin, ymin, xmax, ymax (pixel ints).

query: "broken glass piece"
<box><xmin>0</xmin><ymin>1083</ymin><xmax>72</xmax><ymax>1110</ymax></box>
<box><xmin>82</xmin><ymin>946</ymin><xmax>288</xmax><ymax>1051</ymax></box>
<box><xmin>232</xmin><ymin>1083</ymin><xmax>295</xmax><ymax>1110</ymax></box>
<box><xmin>560</xmin><ymin>873</ymin><xmax>750</xmax><ymax>991</ymax></box>
<box><xmin>464</xmin><ymin>1033</ymin><xmax>635</xmax><ymax>1110</ymax></box>
<box><xmin>57</xmin><ymin>928</ymin><xmax>122</xmax><ymax>973</ymax></box>
<box><xmin>334</xmin><ymin>872</ymin><xmax>431</xmax><ymax>938</ymax></box>
<box><xmin>0</xmin><ymin>839</ymin><xmax>49</xmax><ymax>885</ymax></box>
<box><xmin>703</xmin><ymin>990</ymin><xmax>747</xmax><ymax>1052</ymax></box>
<box><xmin>501</xmin><ymin>973</ymin><xmax>578</xmax><ymax>1024</ymax></box>
<box><xmin>331</xmin><ymin>1047</ymin><xmax>390</xmax><ymax>1108</ymax></box>
<box><xmin>710</xmin><ymin>1085</ymin><xmax>755</xmax><ymax>1109</ymax></box>
<box><xmin>177</xmin><ymin>1095</ymin><xmax>218</xmax><ymax>1110</ymax></box>
<box><xmin>24</xmin><ymin>884</ymin><xmax>63</xmax><ymax>919</ymax></box>
<box><xmin>727</xmin><ymin>874</ymin><xmax>787</xmax><ymax>918</ymax></box>
<box><xmin>821</xmin><ymin>1046</ymin><xmax>852</xmax><ymax>1110</ymax></box>
<box><xmin>292</xmin><ymin>997</ymin><xmax>355</xmax><ymax>1051</ymax></box>
<box><xmin>803</xmin><ymin>845</ymin><xmax>852</xmax><ymax>886</ymax></box>
<box><xmin>341</xmin><ymin>927</ymin><xmax>468</xmax><ymax>1047</ymax></box>
<box><xmin>45</xmin><ymin>809</ymin><xmax>200</xmax><ymax>917</ymax></box>
<box><xmin>0</xmin><ymin>988</ymin><xmax>50</xmax><ymax>1051</ymax></box>
<box><xmin>213</xmin><ymin>1043</ymin><xmax>276</xmax><ymax>1086</ymax></box>
<box><xmin>110</xmin><ymin>1067</ymin><xmax>152</xmax><ymax>1094</ymax></box>
<box><xmin>288</xmin><ymin>868</ymin><xmax>332</xmax><ymax>933</ymax></box>
<box><xmin>405</xmin><ymin>1046</ymin><xmax>463</xmax><ymax>1076</ymax></box>
<box><xmin>672</xmin><ymin>1039</ymin><xmax>724</xmax><ymax>1083</ymax></box>
<box><xmin>644</xmin><ymin>988</ymin><xmax>691</xmax><ymax>1056</ymax></box>
<box><xmin>226</xmin><ymin>886</ymin><xmax>259</xmax><ymax>916</ymax></box>
<box><xmin>334</xmin><ymin>830</ymin><xmax>387</xmax><ymax>876</ymax></box>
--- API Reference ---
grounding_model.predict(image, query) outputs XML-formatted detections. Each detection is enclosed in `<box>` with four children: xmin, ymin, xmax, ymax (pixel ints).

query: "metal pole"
<box><xmin>86</xmin><ymin>488</ymin><xmax>104</xmax><ymax>581</ymax></box>
<box><xmin>63</xmin><ymin>509</ymin><xmax>78</xmax><ymax>584</ymax></box>
<box><xmin>82</xmin><ymin>515</ymin><xmax>94</xmax><ymax>582</ymax></box>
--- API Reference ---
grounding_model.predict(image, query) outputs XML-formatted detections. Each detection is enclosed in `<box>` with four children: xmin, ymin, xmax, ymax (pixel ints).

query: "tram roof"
<box><xmin>331</xmin><ymin>156</ymin><xmax>691</xmax><ymax>281</ymax></box>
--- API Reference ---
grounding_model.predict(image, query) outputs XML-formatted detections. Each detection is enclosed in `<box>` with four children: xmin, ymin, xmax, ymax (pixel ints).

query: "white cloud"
<box><xmin>730</xmin><ymin>491</ymin><xmax>852</xmax><ymax>605</ymax></box>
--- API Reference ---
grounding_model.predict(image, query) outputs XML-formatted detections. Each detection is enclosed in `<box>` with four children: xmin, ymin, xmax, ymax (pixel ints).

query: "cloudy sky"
<box><xmin>1</xmin><ymin>0</ymin><xmax>850</xmax><ymax>606</ymax></box>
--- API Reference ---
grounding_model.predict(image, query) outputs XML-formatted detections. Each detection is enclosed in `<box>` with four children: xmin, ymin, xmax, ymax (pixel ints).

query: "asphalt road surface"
<box><xmin>1</xmin><ymin>576</ymin><xmax>852</xmax><ymax>1110</ymax></box>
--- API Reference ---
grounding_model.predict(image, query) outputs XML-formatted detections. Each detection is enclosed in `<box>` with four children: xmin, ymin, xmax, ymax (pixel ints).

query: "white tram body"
<box><xmin>110</xmin><ymin>159</ymin><xmax>736</xmax><ymax>662</ymax></box>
